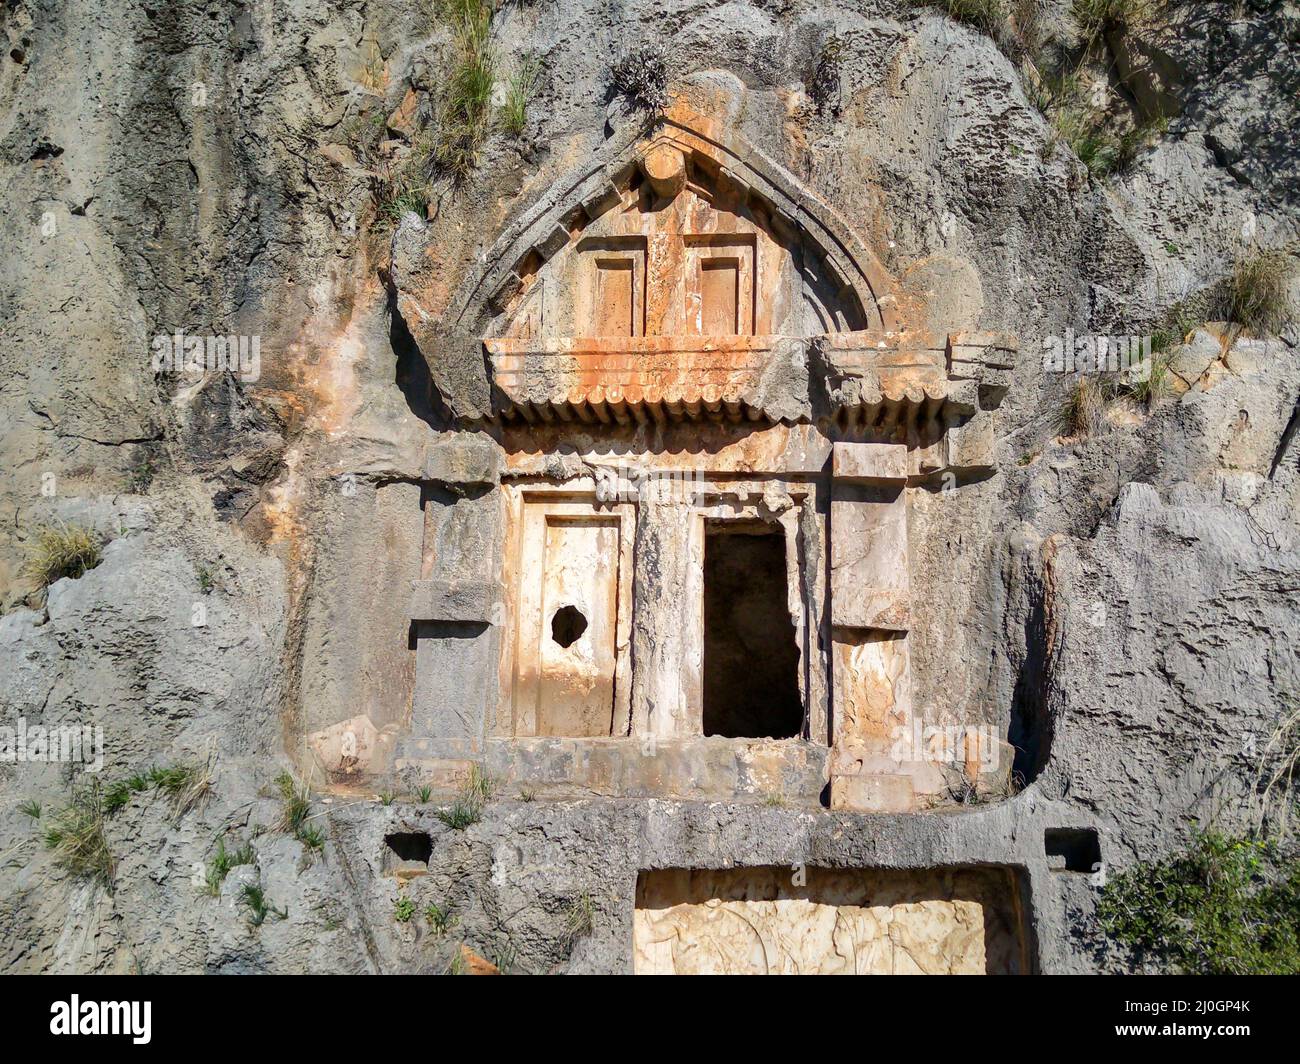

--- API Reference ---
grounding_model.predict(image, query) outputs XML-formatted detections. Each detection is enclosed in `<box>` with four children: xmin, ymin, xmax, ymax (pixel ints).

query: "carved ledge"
<box><xmin>483</xmin><ymin>331</ymin><xmax>1018</xmax><ymax>429</ymax></box>
<box><xmin>484</xmin><ymin>334</ymin><xmax>809</xmax><ymax>424</ymax></box>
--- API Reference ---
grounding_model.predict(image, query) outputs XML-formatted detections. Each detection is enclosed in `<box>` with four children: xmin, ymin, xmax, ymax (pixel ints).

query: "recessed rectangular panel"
<box><xmin>534</xmin><ymin>516</ymin><xmax>620</xmax><ymax>737</ymax></box>
<box><xmin>699</xmin><ymin>258</ymin><xmax>739</xmax><ymax>335</ymax></box>
<box><xmin>595</xmin><ymin>259</ymin><xmax>635</xmax><ymax>337</ymax></box>
<box><xmin>634</xmin><ymin>866</ymin><xmax>1032</xmax><ymax>974</ymax></box>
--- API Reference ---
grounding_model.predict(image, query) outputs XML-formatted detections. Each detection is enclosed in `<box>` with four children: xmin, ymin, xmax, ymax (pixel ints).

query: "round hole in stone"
<box><xmin>551</xmin><ymin>604</ymin><xmax>587</xmax><ymax>648</ymax></box>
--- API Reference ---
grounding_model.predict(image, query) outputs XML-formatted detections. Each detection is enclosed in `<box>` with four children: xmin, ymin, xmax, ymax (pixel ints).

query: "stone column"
<box><xmin>629</xmin><ymin>500</ymin><xmax>702</xmax><ymax>738</ymax></box>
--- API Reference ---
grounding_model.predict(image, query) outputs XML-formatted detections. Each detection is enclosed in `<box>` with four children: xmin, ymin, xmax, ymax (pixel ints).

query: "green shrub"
<box><xmin>394</xmin><ymin>895</ymin><xmax>416</xmax><ymax>923</ymax></box>
<box><xmin>610</xmin><ymin>44</ymin><xmax>668</xmax><ymax>112</ymax></box>
<box><xmin>1099</xmin><ymin>831</ymin><xmax>1300</xmax><ymax>974</ymax></box>
<box><xmin>25</xmin><ymin>523</ymin><xmax>102</xmax><ymax>590</ymax></box>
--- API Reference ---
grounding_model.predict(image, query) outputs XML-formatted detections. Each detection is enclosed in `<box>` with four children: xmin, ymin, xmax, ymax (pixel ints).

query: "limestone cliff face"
<box><xmin>0</xmin><ymin>0</ymin><xmax>1297</xmax><ymax>974</ymax></box>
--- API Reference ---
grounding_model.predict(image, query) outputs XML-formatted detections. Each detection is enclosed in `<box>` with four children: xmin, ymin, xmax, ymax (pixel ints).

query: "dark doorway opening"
<box><xmin>702</xmin><ymin>523</ymin><xmax>802</xmax><ymax>739</ymax></box>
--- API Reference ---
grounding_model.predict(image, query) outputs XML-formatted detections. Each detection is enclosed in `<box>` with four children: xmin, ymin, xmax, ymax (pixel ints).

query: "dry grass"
<box><xmin>1072</xmin><ymin>0</ymin><xmax>1158</xmax><ymax>43</ymax></box>
<box><xmin>563</xmin><ymin>891</ymin><xmax>596</xmax><ymax>946</ymax></box>
<box><xmin>43</xmin><ymin>785</ymin><xmax>113</xmax><ymax>889</ymax></box>
<box><xmin>1060</xmin><ymin>376</ymin><xmax>1110</xmax><ymax>437</ymax></box>
<box><xmin>1215</xmin><ymin>250</ymin><xmax>1297</xmax><ymax>337</ymax></box>
<box><xmin>501</xmin><ymin>57</ymin><xmax>540</xmax><ymax>137</ymax></box>
<box><xmin>25</xmin><ymin>522</ymin><xmax>101</xmax><ymax>591</ymax></box>
<box><xmin>1253</xmin><ymin>698</ymin><xmax>1300</xmax><ymax>838</ymax></box>
<box><xmin>431</xmin><ymin>0</ymin><xmax>496</xmax><ymax>180</ymax></box>
<box><xmin>149</xmin><ymin>760</ymin><xmax>213</xmax><ymax>823</ymax></box>
<box><xmin>914</xmin><ymin>0</ymin><xmax>1008</xmax><ymax>35</ymax></box>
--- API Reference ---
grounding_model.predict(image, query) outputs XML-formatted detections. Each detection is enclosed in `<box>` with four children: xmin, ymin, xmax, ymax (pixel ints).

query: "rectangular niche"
<box><xmin>634</xmin><ymin>866</ymin><xmax>1032</xmax><ymax>975</ymax></box>
<box><xmin>579</xmin><ymin>237</ymin><xmax>645</xmax><ymax>337</ymax></box>
<box><xmin>686</xmin><ymin>235</ymin><xmax>755</xmax><ymax>336</ymax></box>
<box><xmin>702</xmin><ymin>522</ymin><xmax>802</xmax><ymax>739</ymax></box>
<box><xmin>508</xmin><ymin>497</ymin><xmax>634</xmax><ymax>738</ymax></box>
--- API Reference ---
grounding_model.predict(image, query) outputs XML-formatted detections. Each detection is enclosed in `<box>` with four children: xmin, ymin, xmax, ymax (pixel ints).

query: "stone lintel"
<box><xmin>424</xmin><ymin>436</ymin><xmax>503</xmax><ymax>488</ymax></box>
<box><xmin>409</xmin><ymin>578</ymin><xmax>499</xmax><ymax>623</ymax></box>
<box><xmin>831</xmin><ymin>442</ymin><xmax>908</xmax><ymax>484</ymax></box>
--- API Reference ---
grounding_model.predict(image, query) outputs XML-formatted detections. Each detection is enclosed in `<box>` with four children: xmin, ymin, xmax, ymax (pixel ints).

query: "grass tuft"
<box><xmin>563</xmin><ymin>891</ymin><xmax>595</xmax><ymax>946</ymax></box>
<box><xmin>915</xmin><ymin>0</ymin><xmax>1008</xmax><ymax>35</ymax></box>
<box><xmin>18</xmin><ymin>799</ymin><xmax>41</xmax><ymax>820</ymax></box>
<box><xmin>275</xmin><ymin>771</ymin><xmax>312</xmax><ymax>835</ymax></box>
<box><xmin>241</xmin><ymin>882</ymin><xmax>287</xmax><ymax>927</ymax></box>
<box><xmin>43</xmin><ymin>784</ymin><xmax>113</xmax><ymax>889</ymax></box>
<box><xmin>204</xmin><ymin>837</ymin><xmax>256</xmax><ymax>897</ymax></box>
<box><xmin>501</xmin><ymin>57</ymin><xmax>540</xmax><ymax>137</ymax></box>
<box><xmin>1215</xmin><ymin>250</ymin><xmax>1297</xmax><ymax>337</ymax></box>
<box><xmin>1059</xmin><ymin>376</ymin><xmax>1110</xmax><ymax>437</ymax></box>
<box><xmin>434</xmin><ymin>763</ymin><xmax>495</xmax><ymax>829</ymax></box>
<box><xmin>1072</xmin><ymin>0</ymin><xmax>1156</xmax><ymax>43</ymax></box>
<box><xmin>25</xmin><ymin>522</ymin><xmax>102</xmax><ymax>591</ymax></box>
<box><xmin>374</xmin><ymin>177</ymin><xmax>430</xmax><ymax>230</ymax></box>
<box><xmin>431</xmin><ymin>0</ymin><xmax>496</xmax><ymax>180</ymax></box>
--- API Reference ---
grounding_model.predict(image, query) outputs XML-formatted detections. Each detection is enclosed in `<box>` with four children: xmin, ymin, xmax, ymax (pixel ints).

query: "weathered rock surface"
<box><xmin>0</xmin><ymin>0</ymin><xmax>1296</xmax><ymax>974</ymax></box>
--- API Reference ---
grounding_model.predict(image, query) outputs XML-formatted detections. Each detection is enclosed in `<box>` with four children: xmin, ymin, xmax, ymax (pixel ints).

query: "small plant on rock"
<box><xmin>1059</xmin><ymin>376</ymin><xmax>1109</xmax><ymax>437</ymax></box>
<box><xmin>431</xmin><ymin>0</ymin><xmax>496</xmax><ymax>180</ymax></box>
<box><xmin>149</xmin><ymin>761</ymin><xmax>212</xmax><ymax>821</ymax></box>
<box><xmin>563</xmin><ymin>891</ymin><xmax>596</xmax><ymax>946</ymax></box>
<box><xmin>241</xmin><ymin>882</ymin><xmax>288</xmax><ymax>927</ymax></box>
<box><xmin>298</xmin><ymin>824</ymin><xmax>326</xmax><ymax>852</ymax></box>
<box><xmin>43</xmin><ymin>784</ymin><xmax>113</xmax><ymax>889</ymax></box>
<box><xmin>424</xmin><ymin>900</ymin><xmax>457</xmax><ymax>935</ymax></box>
<box><xmin>501</xmin><ymin>57</ymin><xmax>540</xmax><ymax>137</ymax></box>
<box><xmin>1215</xmin><ymin>249</ymin><xmax>1297</xmax><ymax>337</ymax></box>
<box><xmin>610</xmin><ymin>43</ymin><xmax>668</xmax><ymax>112</ymax></box>
<box><xmin>204</xmin><ymin>838</ymin><xmax>256</xmax><ymax>897</ymax></box>
<box><xmin>435</xmin><ymin>792</ymin><xmax>482</xmax><ymax>830</ymax></box>
<box><xmin>394</xmin><ymin>895</ymin><xmax>416</xmax><ymax>923</ymax></box>
<box><xmin>1072</xmin><ymin>0</ymin><xmax>1156</xmax><ymax>43</ymax></box>
<box><xmin>25</xmin><ymin>522</ymin><xmax>102</xmax><ymax>591</ymax></box>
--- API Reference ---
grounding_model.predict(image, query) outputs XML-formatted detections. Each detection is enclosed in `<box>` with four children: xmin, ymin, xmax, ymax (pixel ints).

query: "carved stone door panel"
<box><xmin>511</xmin><ymin>498</ymin><xmax>633</xmax><ymax>737</ymax></box>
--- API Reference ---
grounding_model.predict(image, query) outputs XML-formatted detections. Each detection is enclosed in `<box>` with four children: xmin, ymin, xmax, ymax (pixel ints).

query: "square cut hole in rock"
<box><xmin>383</xmin><ymin>831</ymin><xmax>433</xmax><ymax>876</ymax></box>
<box><xmin>1044</xmin><ymin>827</ymin><xmax>1101</xmax><ymax>873</ymax></box>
